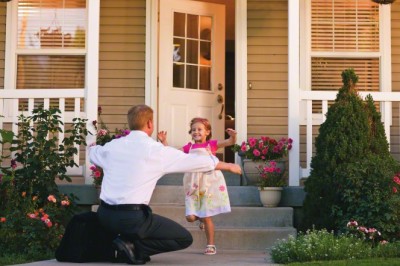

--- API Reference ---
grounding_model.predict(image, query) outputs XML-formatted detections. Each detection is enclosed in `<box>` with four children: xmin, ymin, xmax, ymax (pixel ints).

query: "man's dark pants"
<box><xmin>97</xmin><ymin>204</ymin><xmax>193</xmax><ymax>259</ymax></box>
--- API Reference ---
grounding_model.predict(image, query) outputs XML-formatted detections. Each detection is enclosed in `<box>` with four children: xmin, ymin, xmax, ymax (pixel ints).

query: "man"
<box><xmin>89</xmin><ymin>105</ymin><xmax>241</xmax><ymax>265</ymax></box>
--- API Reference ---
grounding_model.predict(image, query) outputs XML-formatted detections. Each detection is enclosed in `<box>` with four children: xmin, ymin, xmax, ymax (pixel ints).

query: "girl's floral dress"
<box><xmin>182</xmin><ymin>140</ymin><xmax>231</xmax><ymax>218</ymax></box>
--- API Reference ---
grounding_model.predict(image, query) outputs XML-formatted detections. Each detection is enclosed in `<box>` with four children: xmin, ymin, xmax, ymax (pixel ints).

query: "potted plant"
<box><xmin>256</xmin><ymin>161</ymin><xmax>287</xmax><ymax>207</ymax></box>
<box><xmin>232</xmin><ymin>136</ymin><xmax>292</xmax><ymax>185</ymax></box>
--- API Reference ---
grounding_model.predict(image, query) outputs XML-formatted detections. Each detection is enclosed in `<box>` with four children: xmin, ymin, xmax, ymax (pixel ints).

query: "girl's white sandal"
<box><xmin>204</xmin><ymin>245</ymin><xmax>216</xmax><ymax>255</ymax></box>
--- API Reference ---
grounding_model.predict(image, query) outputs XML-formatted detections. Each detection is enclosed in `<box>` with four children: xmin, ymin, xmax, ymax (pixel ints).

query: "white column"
<box><xmin>288</xmin><ymin>0</ymin><xmax>300</xmax><ymax>186</ymax></box>
<box><xmin>235</xmin><ymin>0</ymin><xmax>248</xmax><ymax>162</ymax></box>
<box><xmin>85</xmin><ymin>0</ymin><xmax>101</xmax><ymax>184</ymax></box>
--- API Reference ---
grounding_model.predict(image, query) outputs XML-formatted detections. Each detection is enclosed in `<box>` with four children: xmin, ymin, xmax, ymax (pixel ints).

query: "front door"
<box><xmin>159</xmin><ymin>0</ymin><xmax>226</xmax><ymax>153</ymax></box>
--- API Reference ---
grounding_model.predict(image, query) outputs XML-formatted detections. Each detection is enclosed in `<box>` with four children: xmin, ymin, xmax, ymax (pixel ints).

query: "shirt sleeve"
<box><xmin>182</xmin><ymin>142</ymin><xmax>192</xmax><ymax>154</ymax></box>
<box><xmin>89</xmin><ymin>144</ymin><xmax>108</xmax><ymax>168</ymax></box>
<box><xmin>208</xmin><ymin>140</ymin><xmax>218</xmax><ymax>155</ymax></box>
<box><xmin>157</xmin><ymin>145</ymin><xmax>219</xmax><ymax>174</ymax></box>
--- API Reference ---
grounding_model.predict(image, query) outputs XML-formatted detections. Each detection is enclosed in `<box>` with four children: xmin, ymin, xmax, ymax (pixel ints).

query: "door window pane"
<box><xmin>200</xmin><ymin>66</ymin><xmax>211</xmax><ymax>91</ymax></box>
<box><xmin>187</xmin><ymin>14</ymin><xmax>198</xmax><ymax>39</ymax></box>
<box><xmin>187</xmin><ymin>40</ymin><xmax>198</xmax><ymax>64</ymax></box>
<box><xmin>200</xmin><ymin>16</ymin><xmax>211</xmax><ymax>40</ymax></box>
<box><xmin>173</xmin><ymin>38</ymin><xmax>185</xmax><ymax>63</ymax></box>
<box><xmin>186</xmin><ymin>65</ymin><xmax>198</xmax><ymax>89</ymax></box>
<box><xmin>173</xmin><ymin>64</ymin><xmax>185</xmax><ymax>88</ymax></box>
<box><xmin>174</xmin><ymin>12</ymin><xmax>186</xmax><ymax>37</ymax></box>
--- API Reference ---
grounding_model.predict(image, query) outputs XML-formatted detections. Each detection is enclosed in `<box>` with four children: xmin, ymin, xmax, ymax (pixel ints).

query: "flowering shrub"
<box><xmin>232</xmin><ymin>136</ymin><xmax>293</xmax><ymax>162</ymax></box>
<box><xmin>257</xmin><ymin>160</ymin><xmax>286</xmax><ymax>187</ymax></box>
<box><xmin>346</xmin><ymin>220</ymin><xmax>384</xmax><ymax>247</ymax></box>
<box><xmin>90</xmin><ymin>106</ymin><xmax>130</xmax><ymax>186</ymax></box>
<box><xmin>0</xmin><ymin>107</ymin><xmax>81</xmax><ymax>258</ymax></box>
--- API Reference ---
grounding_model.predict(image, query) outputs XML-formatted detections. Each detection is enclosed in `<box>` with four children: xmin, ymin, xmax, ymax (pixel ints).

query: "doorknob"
<box><xmin>217</xmin><ymin>95</ymin><xmax>224</xmax><ymax>103</ymax></box>
<box><xmin>218</xmin><ymin>103</ymin><xmax>225</xmax><ymax>120</ymax></box>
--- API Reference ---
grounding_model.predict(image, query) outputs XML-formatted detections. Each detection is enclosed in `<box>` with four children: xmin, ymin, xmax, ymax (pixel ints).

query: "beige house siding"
<box><xmin>0</xmin><ymin>3</ymin><xmax>5</xmax><ymax>89</ymax></box>
<box><xmin>391</xmin><ymin>3</ymin><xmax>400</xmax><ymax>161</ymax></box>
<box><xmin>98</xmin><ymin>0</ymin><xmax>146</xmax><ymax>130</ymax></box>
<box><xmin>247</xmin><ymin>0</ymin><xmax>289</xmax><ymax>140</ymax></box>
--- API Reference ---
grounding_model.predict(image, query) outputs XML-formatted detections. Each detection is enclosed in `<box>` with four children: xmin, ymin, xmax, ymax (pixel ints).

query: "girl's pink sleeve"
<box><xmin>209</xmin><ymin>140</ymin><xmax>218</xmax><ymax>155</ymax></box>
<box><xmin>182</xmin><ymin>142</ymin><xmax>191</xmax><ymax>154</ymax></box>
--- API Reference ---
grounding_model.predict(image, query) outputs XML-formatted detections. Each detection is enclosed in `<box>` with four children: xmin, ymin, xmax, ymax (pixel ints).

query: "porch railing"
<box><xmin>0</xmin><ymin>89</ymin><xmax>87</xmax><ymax>177</ymax></box>
<box><xmin>298</xmin><ymin>90</ymin><xmax>400</xmax><ymax>183</ymax></box>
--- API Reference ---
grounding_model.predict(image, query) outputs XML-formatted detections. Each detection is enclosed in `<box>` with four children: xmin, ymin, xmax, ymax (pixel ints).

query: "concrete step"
<box><xmin>150</xmin><ymin>185</ymin><xmax>262</xmax><ymax>207</ymax></box>
<box><xmin>187</xmin><ymin>227</ymin><xmax>296</xmax><ymax>250</ymax></box>
<box><xmin>157</xmin><ymin>171</ymin><xmax>244</xmax><ymax>186</ymax></box>
<box><xmin>151</xmin><ymin>205</ymin><xmax>294</xmax><ymax>228</ymax></box>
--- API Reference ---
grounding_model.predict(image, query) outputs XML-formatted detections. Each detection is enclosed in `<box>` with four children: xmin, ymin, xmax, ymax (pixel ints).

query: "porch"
<box><xmin>1</xmin><ymin>89</ymin><xmax>400</xmax><ymax>187</ymax></box>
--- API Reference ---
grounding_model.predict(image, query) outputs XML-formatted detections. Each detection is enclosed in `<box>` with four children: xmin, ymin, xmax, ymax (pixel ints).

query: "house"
<box><xmin>1</xmin><ymin>0</ymin><xmax>399</xmax><ymax>188</ymax></box>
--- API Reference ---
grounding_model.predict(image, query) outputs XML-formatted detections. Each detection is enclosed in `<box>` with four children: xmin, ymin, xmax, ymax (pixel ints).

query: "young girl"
<box><xmin>158</xmin><ymin>117</ymin><xmax>237</xmax><ymax>255</ymax></box>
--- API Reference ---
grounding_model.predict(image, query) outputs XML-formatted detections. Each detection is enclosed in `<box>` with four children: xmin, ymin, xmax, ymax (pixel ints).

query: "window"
<box><xmin>13</xmin><ymin>0</ymin><xmax>87</xmax><ymax>111</ymax></box>
<box><xmin>310</xmin><ymin>0</ymin><xmax>380</xmax><ymax>93</ymax></box>
<box><xmin>16</xmin><ymin>0</ymin><xmax>86</xmax><ymax>90</ymax></box>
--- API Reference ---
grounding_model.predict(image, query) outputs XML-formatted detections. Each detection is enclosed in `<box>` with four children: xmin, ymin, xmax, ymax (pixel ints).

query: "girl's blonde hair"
<box><xmin>189</xmin><ymin>117</ymin><xmax>212</xmax><ymax>140</ymax></box>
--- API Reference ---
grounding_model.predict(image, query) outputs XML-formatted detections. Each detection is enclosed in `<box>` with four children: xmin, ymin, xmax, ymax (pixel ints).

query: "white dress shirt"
<box><xmin>89</xmin><ymin>130</ymin><xmax>219</xmax><ymax>205</ymax></box>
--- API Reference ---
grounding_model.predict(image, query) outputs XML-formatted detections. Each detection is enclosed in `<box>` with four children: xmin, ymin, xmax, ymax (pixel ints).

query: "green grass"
<box><xmin>288</xmin><ymin>258</ymin><xmax>400</xmax><ymax>265</ymax></box>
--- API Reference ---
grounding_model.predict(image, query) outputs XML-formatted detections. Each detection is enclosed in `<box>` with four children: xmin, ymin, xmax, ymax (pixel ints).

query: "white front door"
<box><xmin>159</xmin><ymin>0</ymin><xmax>226</xmax><ymax>152</ymax></box>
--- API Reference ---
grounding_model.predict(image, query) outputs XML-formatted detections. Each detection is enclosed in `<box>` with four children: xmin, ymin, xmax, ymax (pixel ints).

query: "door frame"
<box><xmin>145</xmin><ymin>0</ymin><xmax>247</xmax><ymax>158</ymax></box>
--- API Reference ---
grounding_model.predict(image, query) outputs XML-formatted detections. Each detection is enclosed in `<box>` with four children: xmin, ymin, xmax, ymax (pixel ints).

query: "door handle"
<box><xmin>218</xmin><ymin>103</ymin><xmax>225</xmax><ymax>119</ymax></box>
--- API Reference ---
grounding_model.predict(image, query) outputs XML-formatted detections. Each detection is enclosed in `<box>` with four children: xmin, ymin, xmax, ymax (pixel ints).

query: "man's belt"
<box><xmin>100</xmin><ymin>200</ymin><xmax>146</xmax><ymax>211</ymax></box>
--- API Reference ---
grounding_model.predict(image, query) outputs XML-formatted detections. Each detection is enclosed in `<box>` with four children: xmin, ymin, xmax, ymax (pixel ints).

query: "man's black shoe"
<box><xmin>112</xmin><ymin>237</ymin><xmax>145</xmax><ymax>265</ymax></box>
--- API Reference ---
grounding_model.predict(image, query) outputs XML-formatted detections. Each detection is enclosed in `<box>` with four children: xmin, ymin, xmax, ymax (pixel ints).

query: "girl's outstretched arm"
<box><xmin>217</xmin><ymin>128</ymin><xmax>237</xmax><ymax>148</ymax></box>
<box><xmin>215</xmin><ymin>161</ymin><xmax>242</xmax><ymax>175</ymax></box>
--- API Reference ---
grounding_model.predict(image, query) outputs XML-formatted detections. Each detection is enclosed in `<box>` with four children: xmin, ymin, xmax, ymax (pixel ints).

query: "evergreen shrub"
<box><xmin>301</xmin><ymin>69</ymin><xmax>400</xmax><ymax>241</ymax></box>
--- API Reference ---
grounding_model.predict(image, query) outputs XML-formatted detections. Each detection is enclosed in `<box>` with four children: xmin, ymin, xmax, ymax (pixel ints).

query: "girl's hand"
<box><xmin>229</xmin><ymin>163</ymin><xmax>242</xmax><ymax>175</ymax></box>
<box><xmin>157</xmin><ymin>131</ymin><xmax>168</xmax><ymax>145</ymax></box>
<box><xmin>225</xmin><ymin>128</ymin><xmax>237</xmax><ymax>137</ymax></box>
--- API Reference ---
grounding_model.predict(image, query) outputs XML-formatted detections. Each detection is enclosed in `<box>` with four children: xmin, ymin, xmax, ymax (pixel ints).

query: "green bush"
<box><xmin>270</xmin><ymin>228</ymin><xmax>400</xmax><ymax>264</ymax></box>
<box><xmin>0</xmin><ymin>107</ymin><xmax>87</xmax><ymax>258</ymax></box>
<box><xmin>302</xmin><ymin>69</ymin><xmax>400</xmax><ymax>240</ymax></box>
<box><xmin>270</xmin><ymin>229</ymin><xmax>372</xmax><ymax>264</ymax></box>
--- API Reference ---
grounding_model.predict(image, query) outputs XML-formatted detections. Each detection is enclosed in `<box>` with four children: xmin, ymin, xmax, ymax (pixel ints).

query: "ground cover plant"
<box><xmin>270</xmin><ymin>227</ymin><xmax>400</xmax><ymax>264</ymax></box>
<box><xmin>0</xmin><ymin>107</ymin><xmax>88</xmax><ymax>259</ymax></box>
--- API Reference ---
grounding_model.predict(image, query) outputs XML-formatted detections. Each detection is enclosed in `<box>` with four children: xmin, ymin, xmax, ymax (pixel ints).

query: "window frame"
<box><xmin>300</xmin><ymin>0</ymin><xmax>392</xmax><ymax>94</ymax></box>
<box><xmin>5</xmin><ymin>0</ymin><xmax>88</xmax><ymax>91</ymax></box>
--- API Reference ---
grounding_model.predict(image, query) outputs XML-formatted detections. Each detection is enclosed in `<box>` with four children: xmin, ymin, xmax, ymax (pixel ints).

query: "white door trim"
<box><xmin>146</xmin><ymin>0</ymin><xmax>247</xmax><ymax>149</ymax></box>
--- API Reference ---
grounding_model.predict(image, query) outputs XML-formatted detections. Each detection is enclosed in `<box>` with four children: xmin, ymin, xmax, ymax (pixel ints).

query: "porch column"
<box><xmin>85</xmin><ymin>0</ymin><xmax>101</xmax><ymax>184</ymax></box>
<box><xmin>288</xmin><ymin>0</ymin><xmax>300</xmax><ymax>186</ymax></box>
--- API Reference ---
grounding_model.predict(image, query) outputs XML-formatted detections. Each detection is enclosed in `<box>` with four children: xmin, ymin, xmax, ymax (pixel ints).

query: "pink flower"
<box><xmin>94</xmin><ymin>170</ymin><xmax>102</xmax><ymax>178</ymax></box>
<box><xmin>357</xmin><ymin>226</ymin><xmax>368</xmax><ymax>234</ymax></box>
<box><xmin>47</xmin><ymin>195</ymin><xmax>57</xmax><ymax>203</ymax></box>
<box><xmin>248</xmin><ymin>138</ymin><xmax>257</xmax><ymax>148</ymax></box>
<box><xmin>90</xmin><ymin>165</ymin><xmax>97</xmax><ymax>171</ymax></box>
<box><xmin>393</xmin><ymin>176</ymin><xmax>400</xmax><ymax>185</ymax></box>
<box><xmin>240</xmin><ymin>144</ymin><xmax>247</xmax><ymax>152</ymax></box>
<box><xmin>380</xmin><ymin>240</ymin><xmax>389</xmax><ymax>245</ymax></box>
<box><xmin>11</xmin><ymin>159</ymin><xmax>17</xmax><ymax>169</ymax></box>
<box><xmin>219</xmin><ymin>185</ymin><xmax>226</xmax><ymax>192</ymax></box>
<box><xmin>27</xmin><ymin>213</ymin><xmax>37</xmax><ymax>219</ymax></box>
<box><xmin>98</xmin><ymin>129</ymin><xmax>108</xmax><ymax>137</ymax></box>
<box><xmin>61</xmin><ymin>200</ymin><xmax>70</xmax><ymax>206</ymax></box>
<box><xmin>347</xmin><ymin>220</ymin><xmax>358</xmax><ymax>227</ymax></box>
<box><xmin>44</xmin><ymin>219</ymin><xmax>53</xmax><ymax>228</ymax></box>
<box><xmin>253</xmin><ymin>149</ymin><xmax>260</xmax><ymax>157</ymax></box>
<box><xmin>0</xmin><ymin>217</ymin><xmax>6</xmax><ymax>222</ymax></box>
<box><xmin>393</xmin><ymin>187</ymin><xmax>398</xmax><ymax>193</ymax></box>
